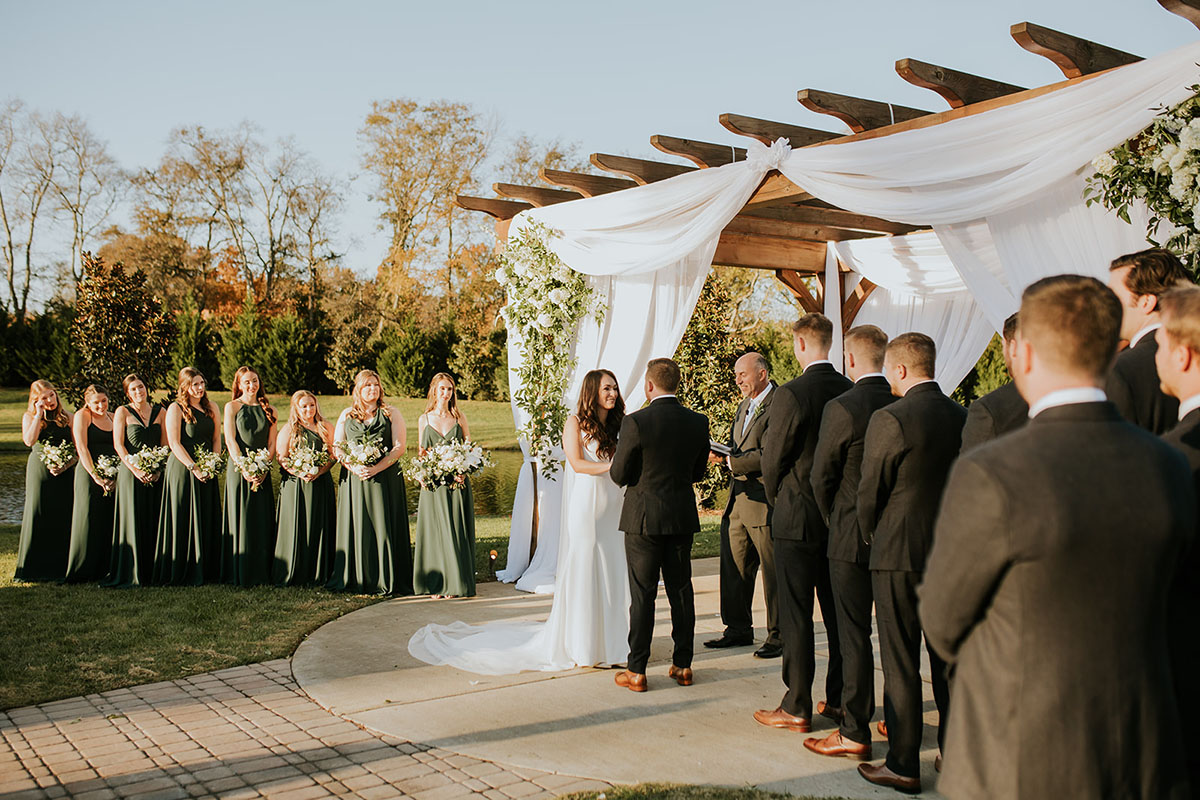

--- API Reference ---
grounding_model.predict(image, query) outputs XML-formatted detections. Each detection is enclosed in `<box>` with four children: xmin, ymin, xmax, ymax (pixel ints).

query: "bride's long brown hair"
<box><xmin>576</xmin><ymin>369</ymin><xmax>624</xmax><ymax>461</ymax></box>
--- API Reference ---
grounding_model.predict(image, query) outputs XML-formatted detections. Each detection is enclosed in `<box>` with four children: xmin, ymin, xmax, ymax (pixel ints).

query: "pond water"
<box><xmin>0</xmin><ymin>449</ymin><xmax>525</xmax><ymax>526</ymax></box>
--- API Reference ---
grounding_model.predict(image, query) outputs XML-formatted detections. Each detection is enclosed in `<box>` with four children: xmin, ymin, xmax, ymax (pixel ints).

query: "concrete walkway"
<box><xmin>1</xmin><ymin>556</ymin><xmax>946</xmax><ymax>799</ymax></box>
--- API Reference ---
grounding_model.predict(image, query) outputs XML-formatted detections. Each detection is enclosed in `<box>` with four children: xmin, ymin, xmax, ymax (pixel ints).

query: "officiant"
<box><xmin>705</xmin><ymin>352</ymin><xmax>781</xmax><ymax>658</ymax></box>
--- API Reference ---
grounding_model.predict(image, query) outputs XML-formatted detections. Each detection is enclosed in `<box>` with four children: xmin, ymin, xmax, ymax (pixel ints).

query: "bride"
<box><xmin>407</xmin><ymin>369</ymin><xmax>629</xmax><ymax>674</ymax></box>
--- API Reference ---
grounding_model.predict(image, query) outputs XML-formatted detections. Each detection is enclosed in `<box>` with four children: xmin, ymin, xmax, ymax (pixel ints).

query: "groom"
<box><xmin>610</xmin><ymin>357</ymin><xmax>711</xmax><ymax>691</ymax></box>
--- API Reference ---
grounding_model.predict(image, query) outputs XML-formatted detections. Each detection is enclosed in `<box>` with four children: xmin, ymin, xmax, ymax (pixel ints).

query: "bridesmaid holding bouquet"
<box><xmin>105</xmin><ymin>374</ymin><xmax>166</xmax><ymax>588</ymax></box>
<box><xmin>14</xmin><ymin>380</ymin><xmax>75</xmax><ymax>581</ymax></box>
<box><xmin>64</xmin><ymin>385</ymin><xmax>118</xmax><ymax>582</ymax></box>
<box><xmin>154</xmin><ymin>367</ymin><xmax>222</xmax><ymax>585</ymax></box>
<box><xmin>274</xmin><ymin>390</ymin><xmax>336</xmax><ymax>586</ymax></box>
<box><xmin>413</xmin><ymin>373</ymin><xmax>477</xmax><ymax>598</ymax></box>
<box><xmin>329</xmin><ymin>369</ymin><xmax>412</xmax><ymax>595</ymax></box>
<box><xmin>221</xmin><ymin>366</ymin><xmax>277</xmax><ymax>586</ymax></box>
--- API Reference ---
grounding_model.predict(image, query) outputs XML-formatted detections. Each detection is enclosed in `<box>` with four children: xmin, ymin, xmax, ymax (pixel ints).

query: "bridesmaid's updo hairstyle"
<box><xmin>423</xmin><ymin>372</ymin><xmax>461</xmax><ymax>420</ymax></box>
<box><xmin>82</xmin><ymin>384</ymin><xmax>110</xmax><ymax>408</ymax></box>
<box><xmin>576</xmin><ymin>369</ymin><xmax>624</xmax><ymax>461</ymax></box>
<box><xmin>26</xmin><ymin>379</ymin><xmax>71</xmax><ymax>429</ymax></box>
<box><xmin>231</xmin><ymin>365</ymin><xmax>277</xmax><ymax>425</ymax></box>
<box><xmin>348</xmin><ymin>369</ymin><xmax>390</xmax><ymax>422</ymax></box>
<box><xmin>175</xmin><ymin>367</ymin><xmax>215</xmax><ymax>423</ymax></box>
<box><xmin>288</xmin><ymin>390</ymin><xmax>331</xmax><ymax>448</ymax></box>
<box><xmin>122</xmin><ymin>374</ymin><xmax>147</xmax><ymax>402</ymax></box>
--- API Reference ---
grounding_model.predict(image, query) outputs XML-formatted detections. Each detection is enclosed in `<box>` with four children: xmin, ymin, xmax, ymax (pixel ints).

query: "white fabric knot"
<box><xmin>745</xmin><ymin>137</ymin><xmax>792</xmax><ymax>172</ymax></box>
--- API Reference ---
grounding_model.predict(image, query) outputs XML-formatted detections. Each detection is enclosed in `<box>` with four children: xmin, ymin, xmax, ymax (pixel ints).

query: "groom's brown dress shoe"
<box><xmin>753</xmin><ymin>706</ymin><xmax>811</xmax><ymax>732</ymax></box>
<box><xmin>857</xmin><ymin>762</ymin><xmax>921</xmax><ymax>794</ymax></box>
<box><xmin>614</xmin><ymin>670</ymin><xmax>647</xmax><ymax>692</ymax></box>
<box><xmin>803</xmin><ymin>731</ymin><xmax>872</xmax><ymax>760</ymax></box>
<box><xmin>668</xmin><ymin>666</ymin><xmax>693</xmax><ymax>686</ymax></box>
<box><xmin>816</xmin><ymin>701</ymin><xmax>844</xmax><ymax>723</ymax></box>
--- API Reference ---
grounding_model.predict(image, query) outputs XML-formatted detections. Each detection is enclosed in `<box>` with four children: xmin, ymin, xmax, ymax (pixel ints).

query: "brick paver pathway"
<box><xmin>0</xmin><ymin>660</ymin><xmax>611</xmax><ymax>800</ymax></box>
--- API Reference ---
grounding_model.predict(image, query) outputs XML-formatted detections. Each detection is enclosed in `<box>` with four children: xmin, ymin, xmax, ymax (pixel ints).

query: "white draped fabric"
<box><xmin>496</xmin><ymin>39</ymin><xmax>1200</xmax><ymax>588</ymax></box>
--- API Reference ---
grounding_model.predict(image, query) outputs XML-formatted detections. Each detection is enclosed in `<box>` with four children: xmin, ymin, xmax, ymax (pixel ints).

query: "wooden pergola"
<box><xmin>458</xmin><ymin>2</ymin><xmax>1200</xmax><ymax>331</ymax></box>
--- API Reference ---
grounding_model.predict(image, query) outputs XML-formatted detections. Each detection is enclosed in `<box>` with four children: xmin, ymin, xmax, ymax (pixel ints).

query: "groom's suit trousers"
<box><xmin>625</xmin><ymin>532</ymin><xmax>695</xmax><ymax>674</ymax></box>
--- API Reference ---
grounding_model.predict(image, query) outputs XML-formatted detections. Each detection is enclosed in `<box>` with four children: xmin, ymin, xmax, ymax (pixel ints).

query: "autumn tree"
<box><xmin>70</xmin><ymin>252</ymin><xmax>175</xmax><ymax>398</ymax></box>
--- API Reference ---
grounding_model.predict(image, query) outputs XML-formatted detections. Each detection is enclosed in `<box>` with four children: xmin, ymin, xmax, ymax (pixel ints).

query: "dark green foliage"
<box><xmin>69</xmin><ymin>253</ymin><xmax>176</xmax><ymax>403</ymax></box>
<box><xmin>674</xmin><ymin>272</ymin><xmax>751</xmax><ymax>508</ymax></box>
<box><xmin>450</xmin><ymin>323</ymin><xmax>507</xmax><ymax>400</ymax></box>
<box><xmin>171</xmin><ymin>294</ymin><xmax>223</xmax><ymax>389</ymax></box>
<box><xmin>751</xmin><ymin>322</ymin><xmax>802</xmax><ymax>385</ymax></box>
<box><xmin>6</xmin><ymin>303</ymin><xmax>79</xmax><ymax>392</ymax></box>
<box><xmin>325</xmin><ymin>318</ymin><xmax>379</xmax><ymax>393</ymax></box>
<box><xmin>951</xmin><ymin>334</ymin><xmax>1010</xmax><ymax>406</ymax></box>
<box><xmin>377</xmin><ymin>319</ymin><xmax>458</xmax><ymax>398</ymax></box>
<box><xmin>217</xmin><ymin>292</ymin><xmax>267</xmax><ymax>389</ymax></box>
<box><xmin>260</xmin><ymin>313</ymin><xmax>325</xmax><ymax>395</ymax></box>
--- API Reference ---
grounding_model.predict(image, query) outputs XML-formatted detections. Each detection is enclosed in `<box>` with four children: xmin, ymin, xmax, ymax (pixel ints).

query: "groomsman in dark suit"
<box><xmin>856</xmin><ymin>332</ymin><xmax>964</xmax><ymax>794</ymax></box>
<box><xmin>804</xmin><ymin>324</ymin><xmax>895</xmax><ymax>760</ymax></box>
<box><xmin>920</xmin><ymin>275</ymin><xmax>1195</xmax><ymax>799</ymax></box>
<box><xmin>705</xmin><ymin>352</ymin><xmax>781</xmax><ymax>658</ymax></box>
<box><xmin>1153</xmin><ymin>286</ymin><xmax>1200</xmax><ymax>797</ymax></box>
<box><xmin>1106</xmin><ymin>248</ymin><xmax>1191</xmax><ymax>434</ymax></box>
<box><xmin>960</xmin><ymin>313</ymin><xmax>1028</xmax><ymax>453</ymax></box>
<box><xmin>755</xmin><ymin>313</ymin><xmax>851</xmax><ymax>733</ymax></box>
<box><xmin>611</xmin><ymin>358</ymin><xmax>710</xmax><ymax>692</ymax></box>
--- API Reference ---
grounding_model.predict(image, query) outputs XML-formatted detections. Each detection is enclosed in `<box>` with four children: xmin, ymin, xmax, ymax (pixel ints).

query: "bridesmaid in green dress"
<box><xmin>64</xmin><ymin>385</ymin><xmax>119</xmax><ymax>582</ymax></box>
<box><xmin>221</xmin><ymin>366</ymin><xmax>277</xmax><ymax>586</ymax></box>
<box><xmin>154</xmin><ymin>367</ymin><xmax>222</xmax><ymax>585</ymax></box>
<box><xmin>329</xmin><ymin>369</ymin><xmax>412</xmax><ymax>595</ymax></box>
<box><xmin>274</xmin><ymin>390</ymin><xmax>336</xmax><ymax>586</ymax></box>
<box><xmin>14</xmin><ymin>380</ymin><xmax>76</xmax><ymax>581</ymax></box>
<box><xmin>104</xmin><ymin>374</ymin><xmax>165</xmax><ymax>587</ymax></box>
<box><xmin>413</xmin><ymin>372</ymin><xmax>477</xmax><ymax>598</ymax></box>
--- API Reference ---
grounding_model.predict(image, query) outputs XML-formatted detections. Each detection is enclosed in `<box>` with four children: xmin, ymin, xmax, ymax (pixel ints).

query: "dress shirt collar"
<box><xmin>1028</xmin><ymin>386</ymin><xmax>1107</xmax><ymax>418</ymax></box>
<box><xmin>806</xmin><ymin>359</ymin><xmax>833</xmax><ymax>369</ymax></box>
<box><xmin>856</xmin><ymin>372</ymin><xmax>886</xmax><ymax>383</ymax></box>
<box><xmin>650</xmin><ymin>394</ymin><xmax>677</xmax><ymax>403</ymax></box>
<box><xmin>747</xmin><ymin>383</ymin><xmax>772</xmax><ymax>405</ymax></box>
<box><xmin>1179</xmin><ymin>393</ymin><xmax>1200</xmax><ymax>421</ymax></box>
<box><xmin>1130</xmin><ymin>323</ymin><xmax>1162</xmax><ymax>348</ymax></box>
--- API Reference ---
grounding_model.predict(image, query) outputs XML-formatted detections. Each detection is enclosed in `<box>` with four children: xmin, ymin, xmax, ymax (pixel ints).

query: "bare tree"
<box><xmin>0</xmin><ymin>104</ymin><xmax>61</xmax><ymax>318</ymax></box>
<box><xmin>49</xmin><ymin>113</ymin><xmax>126</xmax><ymax>284</ymax></box>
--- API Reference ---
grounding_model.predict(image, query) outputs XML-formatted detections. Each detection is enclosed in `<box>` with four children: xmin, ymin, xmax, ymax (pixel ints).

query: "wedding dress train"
<box><xmin>407</xmin><ymin>437</ymin><xmax>629</xmax><ymax>674</ymax></box>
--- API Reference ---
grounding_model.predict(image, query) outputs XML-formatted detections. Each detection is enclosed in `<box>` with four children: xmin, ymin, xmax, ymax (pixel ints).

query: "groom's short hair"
<box><xmin>845</xmin><ymin>325</ymin><xmax>888</xmax><ymax>369</ymax></box>
<box><xmin>1019</xmin><ymin>274</ymin><xmax>1121</xmax><ymax>380</ymax></box>
<box><xmin>792</xmin><ymin>313</ymin><xmax>833</xmax><ymax>350</ymax></box>
<box><xmin>646</xmin><ymin>358</ymin><xmax>681</xmax><ymax>393</ymax></box>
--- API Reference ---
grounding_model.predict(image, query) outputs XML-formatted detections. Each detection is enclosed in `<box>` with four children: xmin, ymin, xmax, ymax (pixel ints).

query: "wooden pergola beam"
<box><xmin>589</xmin><ymin>153</ymin><xmax>695</xmax><ymax>184</ymax></box>
<box><xmin>842</xmin><ymin>278</ymin><xmax>878</xmax><ymax>327</ymax></box>
<box><xmin>775</xmin><ymin>269</ymin><xmax>824</xmax><ymax>312</ymax></box>
<box><xmin>744</xmin><ymin>172</ymin><xmax>814</xmax><ymax>209</ymax></box>
<box><xmin>650</xmin><ymin>135</ymin><xmax>745</xmax><ymax>167</ymax></box>
<box><xmin>1160</xmin><ymin>0</ymin><xmax>1200</xmax><ymax>29</ymax></box>
<box><xmin>718</xmin><ymin>114</ymin><xmax>841</xmax><ymax>147</ymax></box>
<box><xmin>713</xmin><ymin>233</ymin><xmax>826</xmax><ymax>272</ymax></box>
<box><xmin>743</xmin><ymin>203</ymin><xmax>918</xmax><ymax>235</ymax></box>
<box><xmin>895</xmin><ymin>58</ymin><xmax>1026</xmax><ymax>108</ymax></box>
<box><xmin>1011</xmin><ymin>22</ymin><xmax>1140</xmax><ymax>78</ymax></box>
<box><xmin>539</xmin><ymin>168</ymin><xmax>637</xmax><ymax>197</ymax></box>
<box><xmin>455</xmin><ymin>195</ymin><xmax>531</xmax><ymax>220</ymax></box>
<box><xmin>493</xmin><ymin>183</ymin><xmax>581</xmax><ymax>207</ymax></box>
<box><xmin>724</xmin><ymin>215</ymin><xmax>881</xmax><ymax>242</ymax></box>
<box><xmin>797</xmin><ymin>89</ymin><xmax>931</xmax><ymax>133</ymax></box>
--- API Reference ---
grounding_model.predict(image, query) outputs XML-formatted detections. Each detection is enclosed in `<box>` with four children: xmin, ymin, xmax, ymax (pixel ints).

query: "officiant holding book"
<box><xmin>705</xmin><ymin>352</ymin><xmax>781</xmax><ymax>658</ymax></box>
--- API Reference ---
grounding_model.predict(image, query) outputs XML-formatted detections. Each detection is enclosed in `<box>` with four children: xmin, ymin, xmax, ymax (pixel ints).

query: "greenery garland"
<box><xmin>495</xmin><ymin>220</ymin><xmax>604</xmax><ymax>477</ymax></box>
<box><xmin>1085</xmin><ymin>84</ymin><xmax>1200</xmax><ymax>275</ymax></box>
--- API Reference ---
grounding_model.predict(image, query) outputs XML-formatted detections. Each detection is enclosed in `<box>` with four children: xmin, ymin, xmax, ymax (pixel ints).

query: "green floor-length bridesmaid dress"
<box><xmin>412</xmin><ymin>422</ymin><xmax>476</xmax><ymax>597</ymax></box>
<box><xmin>14</xmin><ymin>420</ymin><xmax>74</xmax><ymax>581</ymax></box>
<box><xmin>103</xmin><ymin>406</ymin><xmax>163</xmax><ymax>587</ymax></box>
<box><xmin>153</xmin><ymin>409</ymin><xmax>220</xmax><ymax>585</ymax></box>
<box><xmin>221</xmin><ymin>404</ymin><xmax>276</xmax><ymax>586</ymax></box>
<box><xmin>63</xmin><ymin>422</ymin><xmax>118</xmax><ymax>582</ymax></box>
<box><xmin>273</xmin><ymin>425</ymin><xmax>336</xmax><ymax>586</ymax></box>
<box><xmin>328</xmin><ymin>408</ymin><xmax>412</xmax><ymax>595</ymax></box>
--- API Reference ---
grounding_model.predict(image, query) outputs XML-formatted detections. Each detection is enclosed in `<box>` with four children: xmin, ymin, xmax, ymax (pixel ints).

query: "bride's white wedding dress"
<box><xmin>407</xmin><ymin>436</ymin><xmax>629</xmax><ymax>674</ymax></box>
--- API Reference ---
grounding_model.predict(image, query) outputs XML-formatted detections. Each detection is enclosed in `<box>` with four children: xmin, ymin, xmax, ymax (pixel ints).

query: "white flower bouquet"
<box><xmin>38</xmin><ymin>440</ymin><xmax>76</xmax><ymax>473</ymax></box>
<box><xmin>340</xmin><ymin>433</ymin><xmax>385</xmax><ymax>469</ymax></box>
<box><xmin>94</xmin><ymin>454</ymin><xmax>120</xmax><ymax>496</ymax></box>
<box><xmin>191</xmin><ymin>445</ymin><xmax>225</xmax><ymax>481</ymax></box>
<box><xmin>231</xmin><ymin>447</ymin><xmax>273</xmax><ymax>491</ymax></box>
<box><xmin>408</xmin><ymin>439</ymin><xmax>493</xmax><ymax>490</ymax></box>
<box><xmin>280</xmin><ymin>440</ymin><xmax>331</xmax><ymax>480</ymax></box>
<box><xmin>127</xmin><ymin>445</ymin><xmax>171</xmax><ymax>479</ymax></box>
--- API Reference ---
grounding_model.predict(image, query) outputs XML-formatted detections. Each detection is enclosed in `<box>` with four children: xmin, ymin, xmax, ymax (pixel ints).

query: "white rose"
<box><xmin>542</xmin><ymin>353</ymin><xmax>554</xmax><ymax>367</ymax></box>
<box><xmin>548</xmin><ymin>288</ymin><xmax>567</xmax><ymax>305</ymax></box>
<box><xmin>494</xmin><ymin>267</ymin><xmax>509</xmax><ymax>285</ymax></box>
<box><xmin>1091</xmin><ymin>153</ymin><xmax>1117</xmax><ymax>176</ymax></box>
<box><xmin>512</xmin><ymin>259</ymin><xmax>529</xmax><ymax>277</ymax></box>
<box><xmin>536</xmin><ymin>312</ymin><xmax>554</xmax><ymax>329</ymax></box>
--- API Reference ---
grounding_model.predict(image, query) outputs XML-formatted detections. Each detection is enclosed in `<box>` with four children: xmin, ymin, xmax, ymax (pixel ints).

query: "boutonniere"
<box><xmin>751</xmin><ymin>402</ymin><xmax>766</xmax><ymax>420</ymax></box>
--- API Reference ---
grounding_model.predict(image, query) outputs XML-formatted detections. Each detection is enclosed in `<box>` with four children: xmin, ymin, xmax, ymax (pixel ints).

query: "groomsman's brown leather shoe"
<box><xmin>877</xmin><ymin>720</ymin><xmax>888</xmax><ymax>738</ymax></box>
<box><xmin>753</xmin><ymin>706</ymin><xmax>811</xmax><ymax>732</ymax></box>
<box><xmin>614</xmin><ymin>670</ymin><xmax>647</xmax><ymax>692</ymax></box>
<box><xmin>803</xmin><ymin>730</ymin><xmax>872</xmax><ymax>760</ymax></box>
<box><xmin>817</xmin><ymin>701</ymin><xmax>844</xmax><ymax>723</ymax></box>
<box><xmin>857</xmin><ymin>762</ymin><xmax>920</xmax><ymax>794</ymax></box>
<box><xmin>668</xmin><ymin>665</ymin><xmax>693</xmax><ymax>686</ymax></box>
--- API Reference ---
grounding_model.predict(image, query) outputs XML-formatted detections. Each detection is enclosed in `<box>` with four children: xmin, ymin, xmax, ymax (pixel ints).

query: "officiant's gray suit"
<box><xmin>717</xmin><ymin>383</ymin><xmax>779</xmax><ymax>645</ymax></box>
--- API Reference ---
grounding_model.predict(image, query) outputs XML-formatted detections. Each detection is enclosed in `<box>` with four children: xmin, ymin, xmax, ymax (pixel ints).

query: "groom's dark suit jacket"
<box><xmin>959</xmin><ymin>380</ymin><xmax>1028</xmax><ymax>454</ymax></box>
<box><xmin>1107</xmin><ymin>333</ymin><xmax>1179</xmax><ymax>434</ymax></box>
<box><xmin>610</xmin><ymin>396</ymin><xmax>709</xmax><ymax>536</ymax></box>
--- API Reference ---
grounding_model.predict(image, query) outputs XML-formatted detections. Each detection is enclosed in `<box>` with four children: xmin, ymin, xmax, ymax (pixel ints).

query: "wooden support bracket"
<box><xmin>493</xmin><ymin>183</ymin><xmax>581</xmax><ymax>207</ymax></box>
<box><xmin>775</xmin><ymin>269</ymin><xmax>823</xmax><ymax>312</ymax></box>
<box><xmin>455</xmin><ymin>195</ymin><xmax>531</xmax><ymax>220</ymax></box>
<box><xmin>650</xmin><ymin>135</ymin><xmax>746</xmax><ymax>168</ymax></box>
<box><xmin>718</xmin><ymin>113</ymin><xmax>841</xmax><ymax>147</ymax></box>
<box><xmin>590</xmin><ymin>153</ymin><xmax>695</xmax><ymax>184</ymax></box>
<box><xmin>896</xmin><ymin>58</ymin><xmax>1026</xmax><ymax>108</ymax></box>
<box><xmin>842</xmin><ymin>278</ymin><xmax>878</xmax><ymax>327</ymax></box>
<box><xmin>539</xmin><ymin>169</ymin><xmax>637</xmax><ymax>196</ymax></box>
<box><xmin>797</xmin><ymin>89</ymin><xmax>930</xmax><ymax>133</ymax></box>
<box><xmin>1160</xmin><ymin>0</ymin><xmax>1200</xmax><ymax>29</ymax></box>
<box><xmin>1011</xmin><ymin>22</ymin><xmax>1140</xmax><ymax>78</ymax></box>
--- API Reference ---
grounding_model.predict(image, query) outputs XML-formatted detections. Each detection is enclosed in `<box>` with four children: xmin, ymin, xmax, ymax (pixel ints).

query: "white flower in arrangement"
<box><xmin>231</xmin><ymin>447</ymin><xmax>273</xmax><ymax>491</ymax></box>
<box><xmin>191</xmin><ymin>445</ymin><xmax>226</xmax><ymax>481</ymax></box>
<box><xmin>1091</xmin><ymin>153</ymin><xmax>1118</xmax><ymax>176</ymax></box>
<box><xmin>536</xmin><ymin>312</ymin><xmax>554</xmax><ymax>329</ymax></box>
<box><xmin>94</xmin><ymin>455</ymin><xmax>120</xmax><ymax>496</ymax></box>
<box><xmin>1181</xmin><ymin>118</ymin><xmax>1200</xmax><ymax>152</ymax></box>
<box><xmin>542</xmin><ymin>352</ymin><xmax>555</xmax><ymax>367</ymax></box>
<box><xmin>127</xmin><ymin>445</ymin><xmax>171</xmax><ymax>478</ymax></box>
<box><xmin>280</xmin><ymin>440</ymin><xmax>331</xmax><ymax>480</ymax></box>
<box><xmin>408</xmin><ymin>439</ymin><xmax>493</xmax><ymax>490</ymax></box>
<box><xmin>548</xmin><ymin>287</ymin><xmax>568</xmax><ymax>305</ymax></box>
<box><xmin>38</xmin><ymin>440</ymin><xmax>76</xmax><ymax>472</ymax></box>
<box><xmin>1169</xmin><ymin>148</ymin><xmax>1189</xmax><ymax>173</ymax></box>
<box><xmin>494</xmin><ymin>267</ymin><xmax>509</xmax><ymax>285</ymax></box>
<box><xmin>512</xmin><ymin>258</ymin><xmax>529</xmax><ymax>277</ymax></box>
<box><xmin>340</xmin><ymin>433</ymin><xmax>385</xmax><ymax>469</ymax></box>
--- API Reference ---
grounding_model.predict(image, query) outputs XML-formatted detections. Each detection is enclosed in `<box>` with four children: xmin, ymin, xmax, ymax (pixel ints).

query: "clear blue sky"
<box><xmin>3</xmin><ymin>0</ymin><xmax>1195</xmax><ymax>282</ymax></box>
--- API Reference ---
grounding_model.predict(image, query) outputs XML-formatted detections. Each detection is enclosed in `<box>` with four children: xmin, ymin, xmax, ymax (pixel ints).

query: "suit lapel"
<box><xmin>736</xmin><ymin>384</ymin><xmax>774</xmax><ymax>447</ymax></box>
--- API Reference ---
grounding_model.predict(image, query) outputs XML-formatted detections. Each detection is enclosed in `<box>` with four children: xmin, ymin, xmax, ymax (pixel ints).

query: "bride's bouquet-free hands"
<box><xmin>38</xmin><ymin>440</ymin><xmax>76</xmax><ymax>474</ymax></box>
<box><xmin>279</xmin><ymin>440</ymin><xmax>331</xmax><ymax>481</ymax></box>
<box><xmin>231</xmin><ymin>448</ymin><xmax>273</xmax><ymax>491</ymax></box>
<box><xmin>407</xmin><ymin>439</ymin><xmax>493</xmax><ymax>490</ymax></box>
<box><xmin>127</xmin><ymin>445</ymin><xmax>171</xmax><ymax>482</ymax></box>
